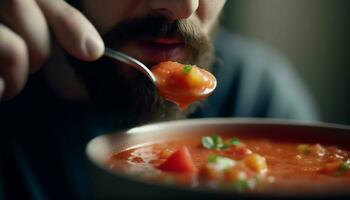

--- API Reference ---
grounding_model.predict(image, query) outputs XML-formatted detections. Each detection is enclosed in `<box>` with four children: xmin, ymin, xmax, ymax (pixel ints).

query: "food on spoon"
<box><xmin>151</xmin><ymin>61</ymin><xmax>216</xmax><ymax>109</ymax></box>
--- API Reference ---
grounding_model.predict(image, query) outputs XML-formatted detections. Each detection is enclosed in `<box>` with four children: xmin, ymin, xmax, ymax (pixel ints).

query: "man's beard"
<box><xmin>68</xmin><ymin>15</ymin><xmax>216</xmax><ymax>128</ymax></box>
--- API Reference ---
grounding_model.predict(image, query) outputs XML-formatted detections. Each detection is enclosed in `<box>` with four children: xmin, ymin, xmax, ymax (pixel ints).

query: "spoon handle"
<box><xmin>104</xmin><ymin>48</ymin><xmax>156</xmax><ymax>83</ymax></box>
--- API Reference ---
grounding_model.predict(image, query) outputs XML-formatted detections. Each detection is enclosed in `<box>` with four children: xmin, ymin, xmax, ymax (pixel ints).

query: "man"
<box><xmin>0</xmin><ymin>0</ymin><xmax>318</xmax><ymax>199</ymax></box>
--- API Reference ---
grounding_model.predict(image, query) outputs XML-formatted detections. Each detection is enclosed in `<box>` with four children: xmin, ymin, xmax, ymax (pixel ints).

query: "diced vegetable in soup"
<box><xmin>107</xmin><ymin>133</ymin><xmax>350</xmax><ymax>195</ymax></box>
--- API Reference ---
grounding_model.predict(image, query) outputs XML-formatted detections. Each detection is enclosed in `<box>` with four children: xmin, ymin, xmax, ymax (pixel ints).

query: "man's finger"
<box><xmin>0</xmin><ymin>0</ymin><xmax>50</xmax><ymax>73</ymax></box>
<box><xmin>0</xmin><ymin>24</ymin><xmax>29</xmax><ymax>100</ymax></box>
<box><xmin>37</xmin><ymin>0</ymin><xmax>104</xmax><ymax>61</ymax></box>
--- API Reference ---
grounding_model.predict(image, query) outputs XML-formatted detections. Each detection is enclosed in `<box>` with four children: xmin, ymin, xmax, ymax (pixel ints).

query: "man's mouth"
<box><xmin>119</xmin><ymin>37</ymin><xmax>186</xmax><ymax>65</ymax></box>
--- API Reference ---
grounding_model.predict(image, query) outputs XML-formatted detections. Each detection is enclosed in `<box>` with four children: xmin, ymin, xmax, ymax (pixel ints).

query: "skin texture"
<box><xmin>0</xmin><ymin>0</ymin><xmax>226</xmax><ymax>125</ymax></box>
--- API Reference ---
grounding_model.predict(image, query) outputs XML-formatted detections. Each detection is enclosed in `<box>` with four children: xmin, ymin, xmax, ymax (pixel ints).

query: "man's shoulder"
<box><xmin>212</xmin><ymin>27</ymin><xmax>295</xmax><ymax>96</ymax></box>
<box><xmin>214</xmin><ymin>28</ymin><xmax>289</xmax><ymax>73</ymax></box>
<box><xmin>202</xmin><ymin>28</ymin><xmax>319</xmax><ymax>121</ymax></box>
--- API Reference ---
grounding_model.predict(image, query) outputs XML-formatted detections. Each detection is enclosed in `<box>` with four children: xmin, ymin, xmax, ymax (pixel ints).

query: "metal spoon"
<box><xmin>103</xmin><ymin>47</ymin><xmax>217</xmax><ymax>109</ymax></box>
<box><xmin>103</xmin><ymin>47</ymin><xmax>156</xmax><ymax>83</ymax></box>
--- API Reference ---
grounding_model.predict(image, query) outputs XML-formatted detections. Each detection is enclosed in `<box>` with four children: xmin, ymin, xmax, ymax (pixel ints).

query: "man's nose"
<box><xmin>149</xmin><ymin>0</ymin><xmax>199</xmax><ymax>20</ymax></box>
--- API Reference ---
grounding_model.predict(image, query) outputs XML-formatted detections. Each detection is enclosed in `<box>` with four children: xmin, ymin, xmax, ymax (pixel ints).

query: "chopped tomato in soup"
<box><xmin>158</xmin><ymin>146</ymin><xmax>197</xmax><ymax>173</ymax></box>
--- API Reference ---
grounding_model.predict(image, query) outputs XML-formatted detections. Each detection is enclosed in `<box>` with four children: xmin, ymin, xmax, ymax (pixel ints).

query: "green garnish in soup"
<box><xmin>336</xmin><ymin>160</ymin><xmax>350</xmax><ymax>176</ymax></box>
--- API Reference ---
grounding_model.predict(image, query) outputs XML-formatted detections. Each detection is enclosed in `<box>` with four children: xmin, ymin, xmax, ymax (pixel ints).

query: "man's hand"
<box><xmin>0</xmin><ymin>0</ymin><xmax>105</xmax><ymax>100</ymax></box>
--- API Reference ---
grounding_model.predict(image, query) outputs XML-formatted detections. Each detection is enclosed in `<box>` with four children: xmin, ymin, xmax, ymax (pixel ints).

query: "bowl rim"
<box><xmin>124</xmin><ymin>117</ymin><xmax>350</xmax><ymax>135</ymax></box>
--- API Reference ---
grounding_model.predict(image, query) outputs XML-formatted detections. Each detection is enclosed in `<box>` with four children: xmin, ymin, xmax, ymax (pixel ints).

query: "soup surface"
<box><xmin>107</xmin><ymin>132</ymin><xmax>350</xmax><ymax>195</ymax></box>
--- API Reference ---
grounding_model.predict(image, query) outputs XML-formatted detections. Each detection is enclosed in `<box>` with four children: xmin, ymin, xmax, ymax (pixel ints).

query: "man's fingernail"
<box><xmin>84</xmin><ymin>31</ymin><xmax>104</xmax><ymax>59</ymax></box>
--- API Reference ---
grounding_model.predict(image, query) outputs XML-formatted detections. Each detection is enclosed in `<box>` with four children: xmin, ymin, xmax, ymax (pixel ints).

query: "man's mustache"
<box><xmin>102</xmin><ymin>15</ymin><xmax>209</xmax><ymax>52</ymax></box>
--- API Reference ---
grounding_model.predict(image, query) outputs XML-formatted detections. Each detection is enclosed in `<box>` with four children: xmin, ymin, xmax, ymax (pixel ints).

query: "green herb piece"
<box><xmin>231</xmin><ymin>179</ymin><xmax>249</xmax><ymax>192</ymax></box>
<box><xmin>230</xmin><ymin>137</ymin><xmax>240</xmax><ymax>146</ymax></box>
<box><xmin>211</xmin><ymin>134</ymin><xmax>226</xmax><ymax>150</ymax></box>
<box><xmin>297</xmin><ymin>144</ymin><xmax>311</xmax><ymax>155</ymax></box>
<box><xmin>336</xmin><ymin>160</ymin><xmax>350</xmax><ymax>176</ymax></box>
<box><xmin>202</xmin><ymin>134</ymin><xmax>225</xmax><ymax>150</ymax></box>
<box><xmin>202</xmin><ymin>136</ymin><xmax>215</xmax><ymax>149</ymax></box>
<box><xmin>207</xmin><ymin>154</ymin><xmax>218</xmax><ymax>163</ymax></box>
<box><xmin>211</xmin><ymin>134</ymin><xmax>223</xmax><ymax>146</ymax></box>
<box><xmin>183</xmin><ymin>65</ymin><xmax>192</xmax><ymax>74</ymax></box>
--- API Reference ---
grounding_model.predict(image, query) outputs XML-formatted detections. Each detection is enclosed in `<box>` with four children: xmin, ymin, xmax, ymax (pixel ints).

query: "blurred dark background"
<box><xmin>221</xmin><ymin>0</ymin><xmax>350</xmax><ymax>125</ymax></box>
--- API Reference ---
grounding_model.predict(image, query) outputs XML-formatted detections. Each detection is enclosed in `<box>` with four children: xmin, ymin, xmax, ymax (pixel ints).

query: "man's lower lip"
<box><xmin>133</xmin><ymin>40</ymin><xmax>185</xmax><ymax>63</ymax></box>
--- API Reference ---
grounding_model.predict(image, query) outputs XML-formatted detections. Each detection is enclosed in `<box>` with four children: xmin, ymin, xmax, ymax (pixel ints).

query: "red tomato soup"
<box><xmin>107</xmin><ymin>133</ymin><xmax>350</xmax><ymax>195</ymax></box>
